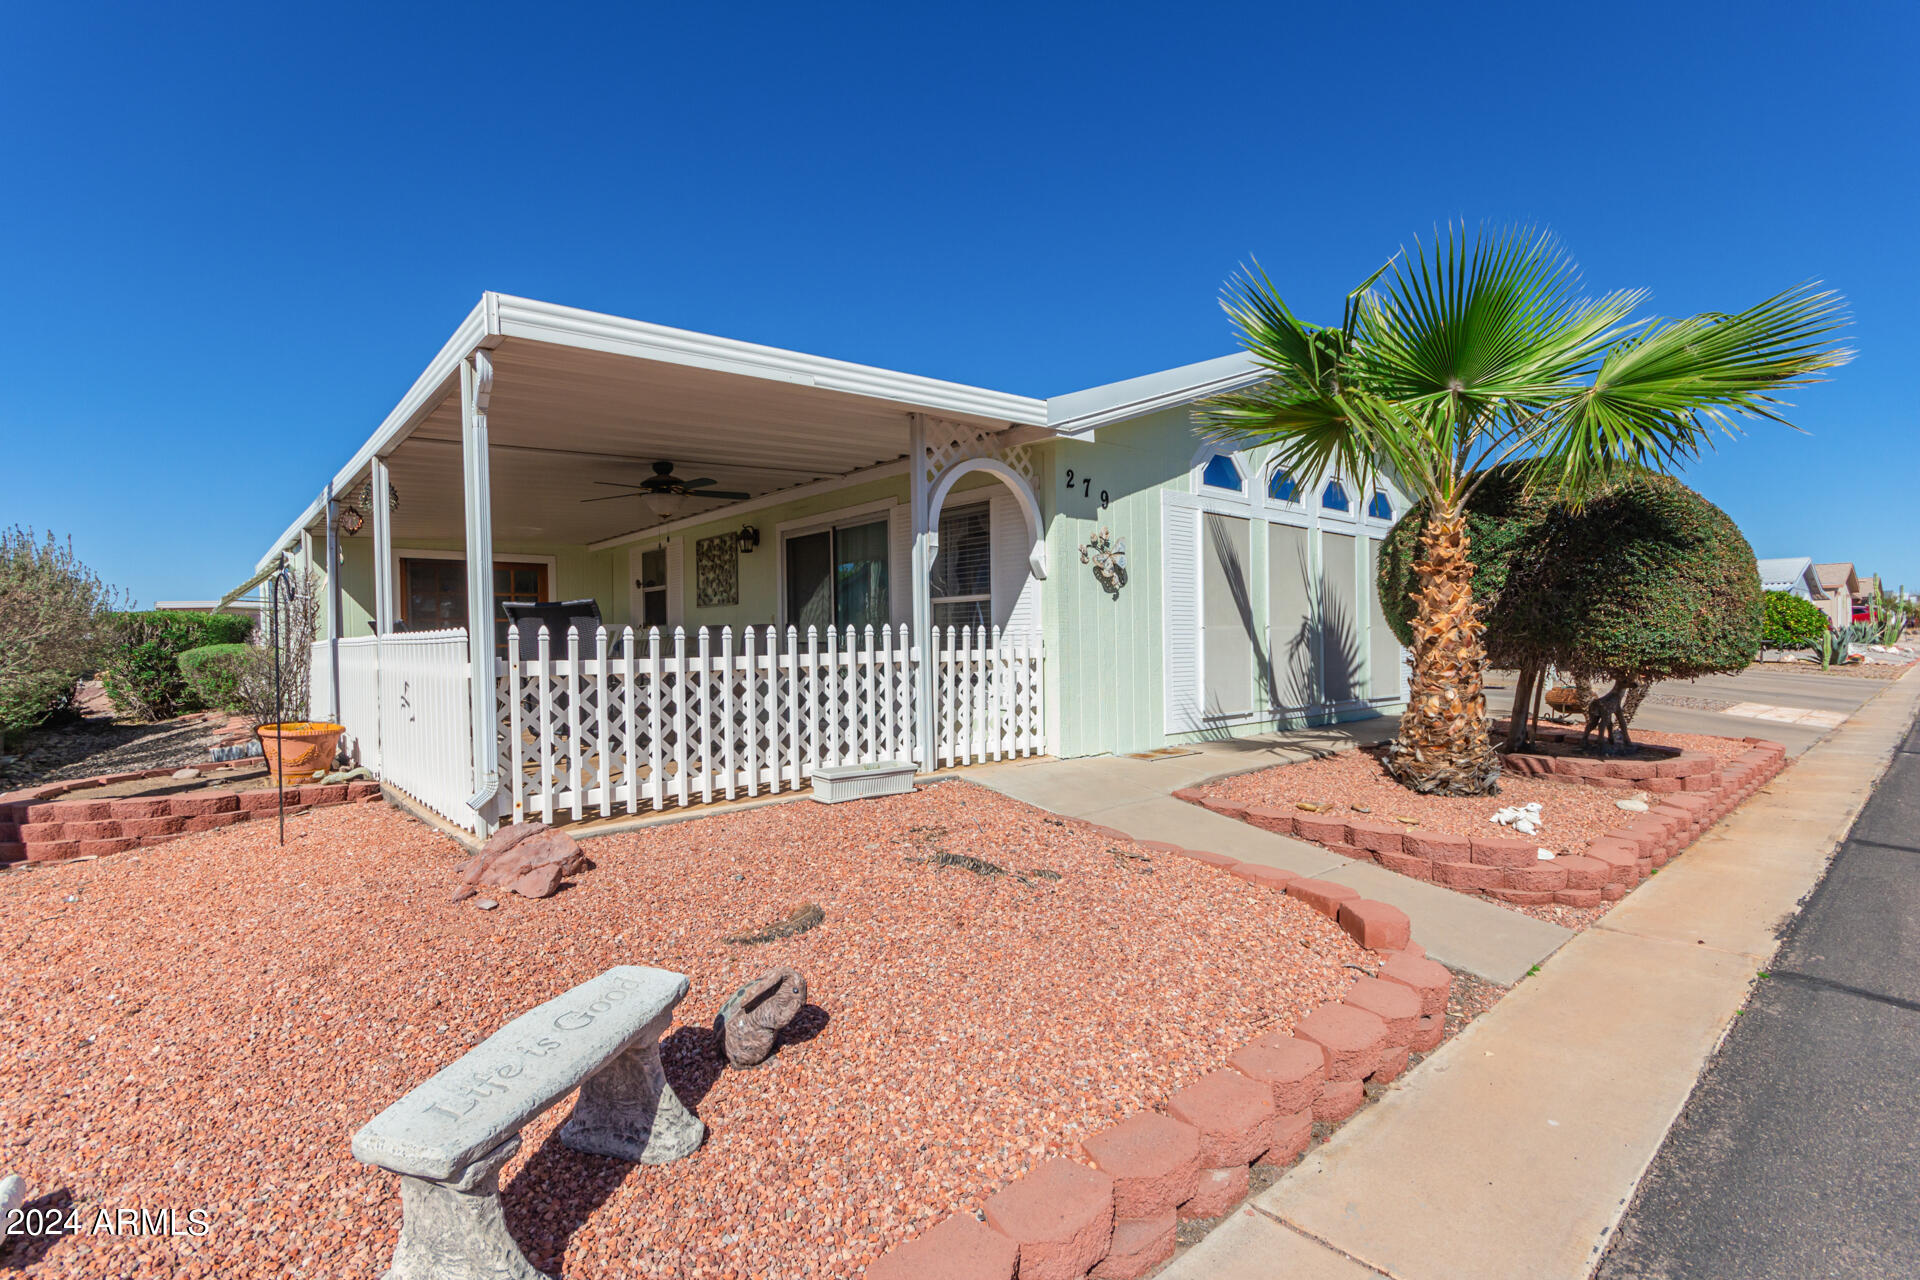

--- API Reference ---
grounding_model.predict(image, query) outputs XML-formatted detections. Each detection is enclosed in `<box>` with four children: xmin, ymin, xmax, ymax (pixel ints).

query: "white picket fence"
<box><xmin>497</xmin><ymin>623</ymin><xmax>1044</xmax><ymax>825</ymax></box>
<box><xmin>311</xmin><ymin>630</ymin><xmax>476</xmax><ymax>832</ymax></box>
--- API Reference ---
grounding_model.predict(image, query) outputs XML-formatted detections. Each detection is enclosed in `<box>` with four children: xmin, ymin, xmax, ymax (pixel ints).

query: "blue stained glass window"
<box><xmin>1201</xmin><ymin>454</ymin><xmax>1243</xmax><ymax>491</ymax></box>
<box><xmin>1321</xmin><ymin>479</ymin><xmax>1350</xmax><ymax>512</ymax></box>
<box><xmin>1269</xmin><ymin>469</ymin><xmax>1299</xmax><ymax>502</ymax></box>
<box><xmin>1367</xmin><ymin>492</ymin><xmax>1393</xmax><ymax>520</ymax></box>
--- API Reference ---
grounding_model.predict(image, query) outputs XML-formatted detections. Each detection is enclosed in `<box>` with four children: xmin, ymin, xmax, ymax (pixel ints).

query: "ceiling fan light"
<box><xmin>643</xmin><ymin>491</ymin><xmax>686</xmax><ymax>521</ymax></box>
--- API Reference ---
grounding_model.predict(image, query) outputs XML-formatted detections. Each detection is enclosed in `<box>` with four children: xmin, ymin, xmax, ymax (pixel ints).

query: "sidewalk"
<box><xmin>1597</xmin><ymin>701</ymin><xmax>1920</xmax><ymax>1276</ymax></box>
<box><xmin>968</xmin><ymin>728</ymin><xmax>1570</xmax><ymax>985</ymax></box>
<box><xmin>1155</xmin><ymin>664</ymin><xmax>1920</xmax><ymax>1280</ymax></box>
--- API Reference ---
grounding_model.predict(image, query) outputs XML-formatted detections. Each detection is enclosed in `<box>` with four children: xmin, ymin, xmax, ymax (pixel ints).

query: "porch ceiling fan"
<box><xmin>583</xmin><ymin>460</ymin><xmax>752</xmax><ymax>520</ymax></box>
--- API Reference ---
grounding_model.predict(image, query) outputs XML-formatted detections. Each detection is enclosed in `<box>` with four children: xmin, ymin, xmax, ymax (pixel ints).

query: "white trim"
<box><xmin>926</xmin><ymin>457</ymin><xmax>1048</xmax><ymax>580</ymax></box>
<box><xmin>493</xmin><ymin>294</ymin><xmax>1048</xmax><ymax>427</ymax></box>
<box><xmin>773</xmin><ymin>498</ymin><xmax>900</xmax><ymax>629</ymax></box>
<box><xmin>1188</xmin><ymin>441</ymin><xmax>1253</xmax><ymax>501</ymax></box>
<box><xmin>1256</xmin><ymin>457</ymin><xmax>1310</xmax><ymax>525</ymax></box>
<box><xmin>1047</xmin><ymin>353</ymin><xmax>1263</xmax><ymax>438</ymax></box>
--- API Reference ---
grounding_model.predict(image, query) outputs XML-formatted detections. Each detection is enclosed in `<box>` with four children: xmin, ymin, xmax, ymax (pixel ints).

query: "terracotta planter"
<box><xmin>255</xmin><ymin>722</ymin><xmax>345</xmax><ymax>783</ymax></box>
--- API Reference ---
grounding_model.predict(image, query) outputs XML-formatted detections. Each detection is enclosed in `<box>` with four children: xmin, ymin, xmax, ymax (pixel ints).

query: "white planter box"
<box><xmin>810</xmin><ymin>760</ymin><xmax>918</xmax><ymax>803</ymax></box>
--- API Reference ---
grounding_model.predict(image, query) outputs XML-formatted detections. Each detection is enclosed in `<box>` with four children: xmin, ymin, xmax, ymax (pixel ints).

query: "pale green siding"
<box><xmin>1036</xmin><ymin>406</ymin><xmax>1405</xmax><ymax>758</ymax></box>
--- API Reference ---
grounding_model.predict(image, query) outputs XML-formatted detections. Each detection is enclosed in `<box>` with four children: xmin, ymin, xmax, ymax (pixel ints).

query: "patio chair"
<box><xmin>502</xmin><ymin>599</ymin><xmax>606</xmax><ymax>656</ymax></box>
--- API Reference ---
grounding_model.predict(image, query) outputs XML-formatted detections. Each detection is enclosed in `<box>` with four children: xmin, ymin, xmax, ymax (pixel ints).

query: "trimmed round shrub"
<box><xmin>1761</xmin><ymin>590</ymin><xmax>1830</xmax><ymax>649</ymax></box>
<box><xmin>1379</xmin><ymin>470</ymin><xmax>1762</xmax><ymax>686</ymax></box>
<box><xmin>178</xmin><ymin>643</ymin><xmax>258</xmax><ymax>714</ymax></box>
<box><xmin>103</xmin><ymin>611</ymin><xmax>254</xmax><ymax>720</ymax></box>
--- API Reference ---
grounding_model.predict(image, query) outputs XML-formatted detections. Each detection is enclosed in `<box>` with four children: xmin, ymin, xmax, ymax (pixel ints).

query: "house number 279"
<box><xmin>1063</xmin><ymin>469</ymin><xmax>1109</xmax><ymax>508</ymax></box>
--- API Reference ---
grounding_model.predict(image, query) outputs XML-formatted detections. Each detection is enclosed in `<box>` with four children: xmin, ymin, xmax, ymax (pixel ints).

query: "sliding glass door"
<box><xmin>785</xmin><ymin>518</ymin><xmax>889</xmax><ymax>631</ymax></box>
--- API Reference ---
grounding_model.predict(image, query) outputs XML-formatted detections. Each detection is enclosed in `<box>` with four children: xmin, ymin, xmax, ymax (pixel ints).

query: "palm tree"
<box><xmin>1204</xmin><ymin>226</ymin><xmax>1849</xmax><ymax>796</ymax></box>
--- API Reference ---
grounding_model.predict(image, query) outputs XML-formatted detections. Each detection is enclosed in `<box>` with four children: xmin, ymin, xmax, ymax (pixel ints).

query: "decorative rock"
<box><xmin>1091</xmin><ymin>1213</ymin><xmax>1177</xmax><ymax>1280</ymax></box>
<box><xmin>1177</xmin><ymin>1165</ymin><xmax>1248</xmax><ymax>1220</ymax></box>
<box><xmin>983</xmin><ymin>1157</ymin><xmax>1115</xmax><ymax>1280</ymax></box>
<box><xmin>1165</xmin><ymin>1069</ymin><xmax>1275</xmax><ymax>1168</ymax></box>
<box><xmin>714</xmin><ymin>967</ymin><xmax>808</xmax><ymax>1069</ymax></box>
<box><xmin>452</xmin><ymin>822</ymin><xmax>588</xmax><ymax>901</ymax></box>
<box><xmin>1615</xmin><ymin>798</ymin><xmax>1650</xmax><ymax>812</ymax></box>
<box><xmin>1080</xmin><ymin>1112</ymin><xmax>1202</xmax><ymax>1219</ymax></box>
<box><xmin>1226</xmin><ymin>1033</ymin><xmax>1325</xmax><ymax>1114</ymax></box>
<box><xmin>0</xmin><ymin>1173</ymin><xmax>24</xmax><ymax>1221</ymax></box>
<box><xmin>475</xmin><ymin>899</ymin><xmax>498</xmax><ymax>911</ymax></box>
<box><xmin>868</xmin><ymin>1213</ymin><xmax>1018</xmax><ymax>1280</ymax></box>
<box><xmin>171</xmin><ymin>768</ymin><xmax>201</xmax><ymax>780</ymax></box>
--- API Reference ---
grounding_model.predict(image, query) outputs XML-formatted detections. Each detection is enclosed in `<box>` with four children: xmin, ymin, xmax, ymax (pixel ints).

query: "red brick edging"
<box><xmin>865</xmin><ymin>835</ymin><xmax>1448</xmax><ymax>1280</ymax></box>
<box><xmin>1176</xmin><ymin>731</ymin><xmax>1789</xmax><ymax>908</ymax></box>
<box><xmin>0</xmin><ymin>764</ymin><xmax>381</xmax><ymax>865</ymax></box>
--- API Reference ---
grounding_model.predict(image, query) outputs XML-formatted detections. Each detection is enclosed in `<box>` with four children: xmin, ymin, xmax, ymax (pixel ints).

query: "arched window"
<box><xmin>1268</xmin><ymin>468</ymin><xmax>1300</xmax><ymax>503</ymax></box>
<box><xmin>1367</xmin><ymin>492</ymin><xmax>1393</xmax><ymax>520</ymax></box>
<box><xmin>1321</xmin><ymin>478</ymin><xmax>1350</xmax><ymax>512</ymax></box>
<box><xmin>1200</xmin><ymin>454</ymin><xmax>1244</xmax><ymax>492</ymax></box>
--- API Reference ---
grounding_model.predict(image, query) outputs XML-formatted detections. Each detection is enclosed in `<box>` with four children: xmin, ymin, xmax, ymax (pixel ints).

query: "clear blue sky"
<box><xmin>4</xmin><ymin>1</ymin><xmax>1915</xmax><ymax>603</ymax></box>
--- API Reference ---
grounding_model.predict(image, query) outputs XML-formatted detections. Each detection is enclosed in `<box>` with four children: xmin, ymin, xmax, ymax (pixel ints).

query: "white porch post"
<box><xmin>461</xmin><ymin>350</ymin><xmax>501</xmax><ymax>831</ymax></box>
<box><xmin>324</xmin><ymin>482</ymin><xmax>343</xmax><ymax>723</ymax></box>
<box><xmin>370</xmin><ymin>455</ymin><xmax>394</xmax><ymax>635</ymax></box>
<box><xmin>909</xmin><ymin>413</ymin><xmax>935</xmax><ymax>767</ymax></box>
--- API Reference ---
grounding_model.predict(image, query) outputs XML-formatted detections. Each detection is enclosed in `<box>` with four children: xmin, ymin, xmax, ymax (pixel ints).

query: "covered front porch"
<box><xmin>272</xmin><ymin>295</ymin><xmax>1056</xmax><ymax>834</ymax></box>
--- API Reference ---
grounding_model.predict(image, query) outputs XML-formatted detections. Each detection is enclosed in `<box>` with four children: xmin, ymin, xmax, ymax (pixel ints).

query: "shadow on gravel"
<box><xmin>500</xmin><ymin>1005</ymin><xmax>834</xmax><ymax>1273</ymax></box>
<box><xmin>0</xmin><ymin>1187</ymin><xmax>76</xmax><ymax>1271</ymax></box>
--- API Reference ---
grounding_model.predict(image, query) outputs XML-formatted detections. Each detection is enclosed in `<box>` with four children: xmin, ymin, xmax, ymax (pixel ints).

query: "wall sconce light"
<box><xmin>738</xmin><ymin>525</ymin><xmax>761</xmax><ymax>553</ymax></box>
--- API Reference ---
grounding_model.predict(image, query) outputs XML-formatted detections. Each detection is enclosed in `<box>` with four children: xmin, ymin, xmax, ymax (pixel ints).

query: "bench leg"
<box><xmin>385</xmin><ymin>1135</ymin><xmax>549</xmax><ymax>1280</ymax></box>
<box><xmin>559</xmin><ymin>1034</ymin><xmax>705</xmax><ymax>1164</ymax></box>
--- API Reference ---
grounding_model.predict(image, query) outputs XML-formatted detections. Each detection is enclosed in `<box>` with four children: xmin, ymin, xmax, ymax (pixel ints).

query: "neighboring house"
<box><xmin>1756</xmin><ymin>557</ymin><xmax>1828</xmax><ymax>603</ymax></box>
<box><xmin>230</xmin><ymin>294</ymin><xmax>1407</xmax><ymax>833</ymax></box>
<box><xmin>1812</xmin><ymin>562</ymin><xmax>1865</xmax><ymax>627</ymax></box>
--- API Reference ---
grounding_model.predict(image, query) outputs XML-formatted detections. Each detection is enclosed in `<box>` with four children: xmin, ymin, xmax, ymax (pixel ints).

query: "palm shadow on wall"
<box><xmin>1195</xmin><ymin>520</ymin><xmax>1365</xmax><ymax>742</ymax></box>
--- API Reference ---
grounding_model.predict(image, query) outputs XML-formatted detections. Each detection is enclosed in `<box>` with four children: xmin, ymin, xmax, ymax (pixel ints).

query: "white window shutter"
<box><xmin>989</xmin><ymin>492</ymin><xmax>1040</xmax><ymax>641</ymax></box>
<box><xmin>888</xmin><ymin>503</ymin><xmax>912</xmax><ymax>627</ymax></box>
<box><xmin>665</xmin><ymin>538</ymin><xmax>684</xmax><ymax>627</ymax></box>
<box><xmin>1162</xmin><ymin>500</ymin><xmax>1203</xmax><ymax>734</ymax></box>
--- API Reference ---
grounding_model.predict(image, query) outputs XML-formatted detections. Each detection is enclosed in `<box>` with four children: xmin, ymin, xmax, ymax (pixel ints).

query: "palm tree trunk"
<box><xmin>1383</xmin><ymin>504</ymin><xmax>1503</xmax><ymax>795</ymax></box>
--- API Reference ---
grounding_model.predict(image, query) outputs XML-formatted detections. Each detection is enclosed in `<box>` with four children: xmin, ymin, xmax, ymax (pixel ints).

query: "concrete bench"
<box><xmin>353</xmin><ymin>966</ymin><xmax>703</xmax><ymax>1279</ymax></box>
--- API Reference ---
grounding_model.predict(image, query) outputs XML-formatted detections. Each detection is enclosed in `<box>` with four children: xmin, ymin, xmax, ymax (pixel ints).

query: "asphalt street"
<box><xmin>1596</xmin><ymin>700</ymin><xmax>1920</xmax><ymax>1279</ymax></box>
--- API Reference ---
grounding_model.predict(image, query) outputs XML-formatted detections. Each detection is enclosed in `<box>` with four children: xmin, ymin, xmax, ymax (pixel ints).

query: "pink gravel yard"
<box><xmin>0</xmin><ymin>780</ymin><xmax>1372</xmax><ymax>1279</ymax></box>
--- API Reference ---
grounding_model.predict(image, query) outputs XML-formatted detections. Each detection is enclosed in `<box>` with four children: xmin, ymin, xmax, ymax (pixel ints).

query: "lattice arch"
<box><xmin>920</xmin><ymin>416</ymin><xmax>1038</xmax><ymax>492</ymax></box>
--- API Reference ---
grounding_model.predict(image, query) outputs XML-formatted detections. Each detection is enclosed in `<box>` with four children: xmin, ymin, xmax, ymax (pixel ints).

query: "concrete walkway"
<box><xmin>968</xmin><ymin>728</ymin><xmax>1571</xmax><ymax>985</ymax></box>
<box><xmin>1153</xmin><ymin>665</ymin><xmax>1920</xmax><ymax>1280</ymax></box>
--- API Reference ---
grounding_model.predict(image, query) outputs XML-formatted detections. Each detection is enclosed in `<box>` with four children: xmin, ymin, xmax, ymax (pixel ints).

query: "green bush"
<box><xmin>1</xmin><ymin>527</ymin><xmax>126</xmax><ymax>747</ymax></box>
<box><xmin>178</xmin><ymin>643</ymin><xmax>258</xmax><ymax>714</ymax></box>
<box><xmin>103</xmin><ymin>611</ymin><xmax>254</xmax><ymax>720</ymax></box>
<box><xmin>1379</xmin><ymin>470</ymin><xmax>1763</xmax><ymax>712</ymax></box>
<box><xmin>1760</xmin><ymin>590</ymin><xmax>1830</xmax><ymax>649</ymax></box>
